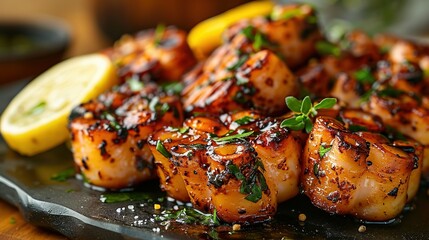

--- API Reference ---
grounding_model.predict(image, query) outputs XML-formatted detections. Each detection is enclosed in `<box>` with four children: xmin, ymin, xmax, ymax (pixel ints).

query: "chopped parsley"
<box><xmin>315</xmin><ymin>41</ymin><xmax>341</xmax><ymax>57</ymax></box>
<box><xmin>227</xmin><ymin>159</ymin><xmax>267</xmax><ymax>203</ymax></box>
<box><xmin>234</xmin><ymin>116</ymin><xmax>255</xmax><ymax>125</ymax></box>
<box><xmin>154</xmin><ymin>24</ymin><xmax>166</xmax><ymax>46</ymax></box>
<box><xmin>154</xmin><ymin>207</ymin><xmax>220</xmax><ymax>226</ymax></box>
<box><xmin>227</xmin><ymin>55</ymin><xmax>249</xmax><ymax>71</ymax></box>
<box><xmin>354</xmin><ymin>67</ymin><xmax>376</xmax><ymax>85</ymax></box>
<box><xmin>348</xmin><ymin>125</ymin><xmax>368</xmax><ymax>132</ymax></box>
<box><xmin>161</xmin><ymin>81</ymin><xmax>184</xmax><ymax>95</ymax></box>
<box><xmin>51</xmin><ymin>168</ymin><xmax>75</xmax><ymax>182</ymax></box>
<box><xmin>156</xmin><ymin>140</ymin><xmax>172</xmax><ymax>158</ymax></box>
<box><xmin>319</xmin><ymin>145</ymin><xmax>332</xmax><ymax>158</ymax></box>
<box><xmin>100</xmin><ymin>192</ymin><xmax>158</xmax><ymax>203</ymax></box>
<box><xmin>212</xmin><ymin>131</ymin><xmax>254</xmax><ymax>143</ymax></box>
<box><xmin>126</xmin><ymin>76</ymin><xmax>144</xmax><ymax>91</ymax></box>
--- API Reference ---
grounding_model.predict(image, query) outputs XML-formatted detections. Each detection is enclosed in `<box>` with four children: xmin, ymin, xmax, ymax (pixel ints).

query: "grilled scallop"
<box><xmin>148</xmin><ymin>111</ymin><xmax>302</xmax><ymax>223</ymax></box>
<box><xmin>182</xmin><ymin>4</ymin><xmax>324</xmax><ymax>116</ymax></box>
<box><xmin>182</xmin><ymin>48</ymin><xmax>297</xmax><ymax>115</ymax></box>
<box><xmin>105</xmin><ymin>26</ymin><xmax>196</xmax><ymax>82</ymax></box>
<box><xmin>301</xmin><ymin>116</ymin><xmax>421</xmax><ymax>221</ymax></box>
<box><xmin>69</xmin><ymin>83</ymin><xmax>184</xmax><ymax>189</ymax></box>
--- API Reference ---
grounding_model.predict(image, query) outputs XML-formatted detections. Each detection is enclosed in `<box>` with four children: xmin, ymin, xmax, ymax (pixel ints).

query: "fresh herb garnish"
<box><xmin>9</xmin><ymin>217</ymin><xmax>16</xmax><ymax>225</ymax></box>
<box><xmin>161</xmin><ymin>81</ymin><xmax>184</xmax><ymax>95</ymax></box>
<box><xmin>313</xmin><ymin>162</ymin><xmax>320</xmax><ymax>177</ymax></box>
<box><xmin>179</xmin><ymin>126</ymin><xmax>189</xmax><ymax>134</ymax></box>
<box><xmin>149</xmin><ymin>96</ymin><xmax>170</xmax><ymax>115</ymax></box>
<box><xmin>319</xmin><ymin>145</ymin><xmax>332</xmax><ymax>158</ymax></box>
<box><xmin>236</xmin><ymin>73</ymin><xmax>249</xmax><ymax>85</ymax></box>
<box><xmin>227</xmin><ymin>159</ymin><xmax>267</xmax><ymax>203</ymax></box>
<box><xmin>354</xmin><ymin>67</ymin><xmax>376</xmax><ymax>85</ymax></box>
<box><xmin>281</xmin><ymin>96</ymin><xmax>337</xmax><ymax>133</ymax></box>
<box><xmin>280</xmin><ymin>9</ymin><xmax>302</xmax><ymax>20</ymax></box>
<box><xmin>154</xmin><ymin>24</ymin><xmax>166</xmax><ymax>46</ymax></box>
<box><xmin>234</xmin><ymin>116</ymin><xmax>255</xmax><ymax>125</ymax></box>
<box><xmin>376</xmin><ymin>86</ymin><xmax>405</xmax><ymax>98</ymax></box>
<box><xmin>227</xmin><ymin>55</ymin><xmax>249</xmax><ymax>71</ymax></box>
<box><xmin>156</xmin><ymin>140</ymin><xmax>172</xmax><ymax>158</ymax></box>
<box><xmin>154</xmin><ymin>207</ymin><xmax>220</xmax><ymax>226</ymax></box>
<box><xmin>348</xmin><ymin>125</ymin><xmax>368</xmax><ymax>132</ymax></box>
<box><xmin>384</xmin><ymin>125</ymin><xmax>407</xmax><ymax>142</ymax></box>
<box><xmin>127</xmin><ymin>76</ymin><xmax>144</xmax><ymax>91</ymax></box>
<box><xmin>316</xmin><ymin>41</ymin><xmax>341</xmax><ymax>57</ymax></box>
<box><xmin>26</xmin><ymin>101</ymin><xmax>46</xmax><ymax>116</ymax></box>
<box><xmin>100</xmin><ymin>192</ymin><xmax>156</xmax><ymax>203</ymax></box>
<box><xmin>51</xmin><ymin>168</ymin><xmax>75</xmax><ymax>182</ymax></box>
<box><xmin>102</xmin><ymin>112</ymin><xmax>122</xmax><ymax>130</ymax></box>
<box><xmin>212</xmin><ymin>131</ymin><xmax>254</xmax><ymax>143</ymax></box>
<box><xmin>241</xmin><ymin>25</ymin><xmax>276</xmax><ymax>52</ymax></box>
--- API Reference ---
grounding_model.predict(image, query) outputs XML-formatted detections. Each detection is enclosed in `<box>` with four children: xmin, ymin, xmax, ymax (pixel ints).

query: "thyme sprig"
<box><xmin>281</xmin><ymin>96</ymin><xmax>337</xmax><ymax>133</ymax></box>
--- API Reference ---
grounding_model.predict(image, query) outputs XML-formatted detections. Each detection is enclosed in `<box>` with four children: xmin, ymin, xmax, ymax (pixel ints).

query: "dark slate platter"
<box><xmin>1</xmin><ymin>80</ymin><xmax>429</xmax><ymax>240</ymax></box>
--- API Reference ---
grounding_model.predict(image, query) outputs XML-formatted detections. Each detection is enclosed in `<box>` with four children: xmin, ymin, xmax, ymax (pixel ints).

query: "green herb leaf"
<box><xmin>280</xmin><ymin>9</ymin><xmax>302</xmax><ymax>20</ymax></box>
<box><xmin>316</xmin><ymin>41</ymin><xmax>341</xmax><ymax>57</ymax></box>
<box><xmin>319</xmin><ymin>145</ymin><xmax>332</xmax><ymax>158</ymax></box>
<box><xmin>314</xmin><ymin>98</ymin><xmax>337</xmax><ymax>110</ymax></box>
<box><xmin>156</xmin><ymin>140</ymin><xmax>172</xmax><ymax>158</ymax></box>
<box><xmin>300</xmin><ymin>96</ymin><xmax>312</xmax><ymax>114</ymax></box>
<box><xmin>154</xmin><ymin>24</ymin><xmax>166</xmax><ymax>46</ymax></box>
<box><xmin>9</xmin><ymin>217</ymin><xmax>16</xmax><ymax>225</ymax></box>
<box><xmin>285</xmin><ymin>96</ymin><xmax>302</xmax><ymax>112</ymax></box>
<box><xmin>354</xmin><ymin>67</ymin><xmax>376</xmax><ymax>85</ymax></box>
<box><xmin>280</xmin><ymin>117</ymin><xmax>301</xmax><ymax>128</ymax></box>
<box><xmin>102</xmin><ymin>112</ymin><xmax>122</xmax><ymax>130</ymax></box>
<box><xmin>161</xmin><ymin>82</ymin><xmax>184</xmax><ymax>95</ymax></box>
<box><xmin>213</xmin><ymin>131</ymin><xmax>254</xmax><ymax>143</ymax></box>
<box><xmin>101</xmin><ymin>192</ymin><xmax>159</xmax><ymax>203</ymax></box>
<box><xmin>313</xmin><ymin>163</ymin><xmax>320</xmax><ymax>177</ymax></box>
<box><xmin>26</xmin><ymin>101</ymin><xmax>46</xmax><ymax>116</ymax></box>
<box><xmin>253</xmin><ymin>32</ymin><xmax>263</xmax><ymax>51</ymax></box>
<box><xmin>154</xmin><ymin>207</ymin><xmax>220</xmax><ymax>226</ymax></box>
<box><xmin>245</xmin><ymin>183</ymin><xmax>262</xmax><ymax>203</ymax></box>
<box><xmin>348</xmin><ymin>125</ymin><xmax>368</xmax><ymax>132</ymax></box>
<box><xmin>227</xmin><ymin>164</ymin><xmax>245</xmax><ymax>181</ymax></box>
<box><xmin>51</xmin><ymin>168</ymin><xmax>75</xmax><ymax>182</ymax></box>
<box><xmin>282</xmin><ymin>96</ymin><xmax>337</xmax><ymax>133</ymax></box>
<box><xmin>179</xmin><ymin>126</ymin><xmax>189</xmax><ymax>134</ymax></box>
<box><xmin>227</xmin><ymin>55</ymin><xmax>249</xmax><ymax>71</ymax></box>
<box><xmin>304</xmin><ymin>117</ymin><xmax>313</xmax><ymax>134</ymax></box>
<box><xmin>127</xmin><ymin>76</ymin><xmax>144</xmax><ymax>91</ymax></box>
<box><xmin>234</xmin><ymin>116</ymin><xmax>255</xmax><ymax>125</ymax></box>
<box><xmin>376</xmin><ymin>86</ymin><xmax>405</xmax><ymax>98</ymax></box>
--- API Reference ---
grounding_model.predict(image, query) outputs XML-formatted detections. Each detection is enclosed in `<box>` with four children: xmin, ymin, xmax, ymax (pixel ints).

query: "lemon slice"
<box><xmin>0</xmin><ymin>53</ymin><xmax>118</xmax><ymax>156</ymax></box>
<box><xmin>188</xmin><ymin>1</ymin><xmax>274</xmax><ymax>60</ymax></box>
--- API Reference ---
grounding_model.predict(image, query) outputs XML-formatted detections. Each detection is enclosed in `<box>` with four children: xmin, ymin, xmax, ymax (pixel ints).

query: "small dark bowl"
<box><xmin>0</xmin><ymin>18</ymin><xmax>70</xmax><ymax>84</ymax></box>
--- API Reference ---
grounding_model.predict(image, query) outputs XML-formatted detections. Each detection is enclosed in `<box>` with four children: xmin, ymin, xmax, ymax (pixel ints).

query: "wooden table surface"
<box><xmin>0</xmin><ymin>1</ymin><xmax>109</xmax><ymax>239</ymax></box>
<box><xmin>0</xmin><ymin>201</ymin><xmax>68</xmax><ymax>240</ymax></box>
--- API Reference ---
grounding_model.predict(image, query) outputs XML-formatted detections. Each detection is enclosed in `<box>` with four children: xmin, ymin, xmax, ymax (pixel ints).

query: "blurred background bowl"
<box><xmin>0</xmin><ymin>18</ymin><xmax>70</xmax><ymax>84</ymax></box>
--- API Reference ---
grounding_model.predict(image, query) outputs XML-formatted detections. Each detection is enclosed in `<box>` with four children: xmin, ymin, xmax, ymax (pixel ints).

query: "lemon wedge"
<box><xmin>0</xmin><ymin>53</ymin><xmax>118</xmax><ymax>156</ymax></box>
<box><xmin>188</xmin><ymin>1</ymin><xmax>274</xmax><ymax>60</ymax></box>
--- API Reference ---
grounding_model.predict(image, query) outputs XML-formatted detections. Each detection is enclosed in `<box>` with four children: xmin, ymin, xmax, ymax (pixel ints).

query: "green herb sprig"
<box><xmin>315</xmin><ymin>41</ymin><xmax>341</xmax><ymax>57</ymax></box>
<box><xmin>227</xmin><ymin>159</ymin><xmax>267</xmax><ymax>203</ymax></box>
<box><xmin>212</xmin><ymin>131</ymin><xmax>254</xmax><ymax>143</ymax></box>
<box><xmin>156</xmin><ymin>140</ymin><xmax>172</xmax><ymax>158</ymax></box>
<box><xmin>154</xmin><ymin>207</ymin><xmax>220</xmax><ymax>226</ymax></box>
<box><xmin>319</xmin><ymin>145</ymin><xmax>332</xmax><ymax>158</ymax></box>
<box><xmin>281</xmin><ymin>96</ymin><xmax>337</xmax><ymax>133</ymax></box>
<box><xmin>51</xmin><ymin>168</ymin><xmax>75</xmax><ymax>182</ymax></box>
<box><xmin>154</xmin><ymin>24</ymin><xmax>166</xmax><ymax>46</ymax></box>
